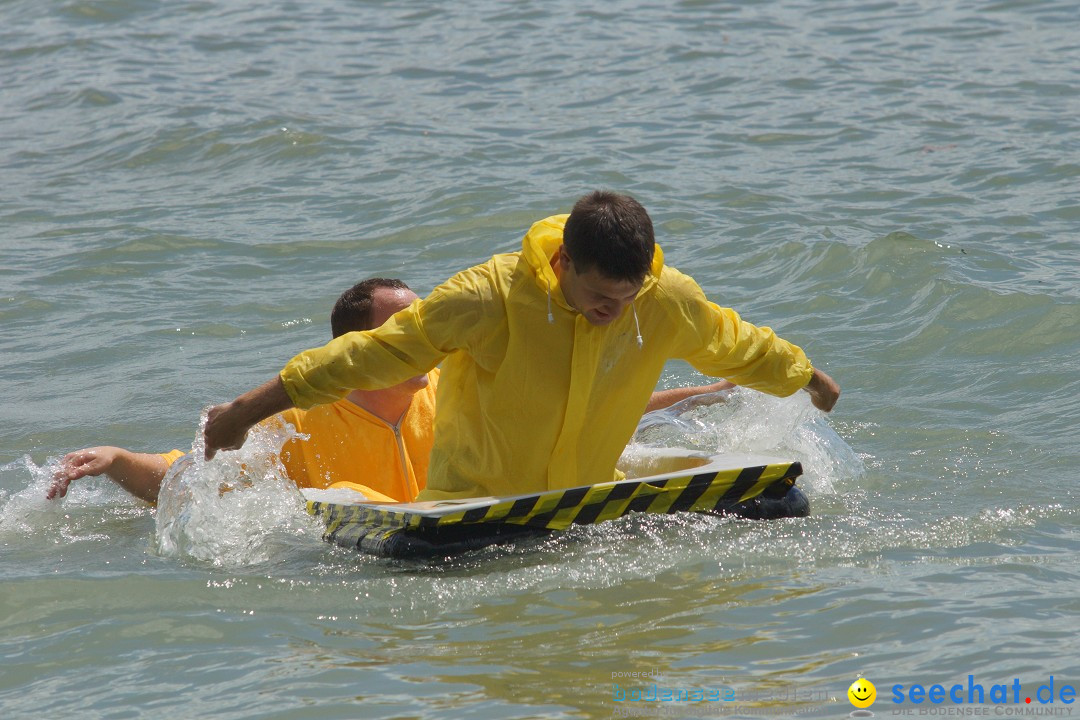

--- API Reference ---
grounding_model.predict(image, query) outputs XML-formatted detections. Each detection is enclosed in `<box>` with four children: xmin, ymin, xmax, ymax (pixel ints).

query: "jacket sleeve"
<box><xmin>279</xmin><ymin>262</ymin><xmax>503</xmax><ymax>409</ymax></box>
<box><xmin>664</xmin><ymin>273</ymin><xmax>814</xmax><ymax>397</ymax></box>
<box><xmin>158</xmin><ymin>449</ymin><xmax>186</xmax><ymax>467</ymax></box>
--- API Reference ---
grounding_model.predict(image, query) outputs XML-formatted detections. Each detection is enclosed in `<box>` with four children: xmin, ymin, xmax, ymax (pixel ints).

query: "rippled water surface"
<box><xmin>2</xmin><ymin>1</ymin><xmax>1078</xmax><ymax>718</ymax></box>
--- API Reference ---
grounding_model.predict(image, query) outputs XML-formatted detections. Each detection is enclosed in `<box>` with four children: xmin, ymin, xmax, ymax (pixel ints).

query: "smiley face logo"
<box><xmin>848</xmin><ymin>678</ymin><xmax>876</xmax><ymax>708</ymax></box>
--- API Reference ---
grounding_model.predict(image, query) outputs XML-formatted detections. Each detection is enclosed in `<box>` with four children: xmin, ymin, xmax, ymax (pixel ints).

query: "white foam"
<box><xmin>629</xmin><ymin>386</ymin><xmax>864</xmax><ymax>495</ymax></box>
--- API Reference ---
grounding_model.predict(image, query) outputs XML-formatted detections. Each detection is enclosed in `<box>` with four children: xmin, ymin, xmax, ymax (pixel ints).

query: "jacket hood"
<box><xmin>521</xmin><ymin>214</ymin><xmax>664</xmax><ymax>312</ymax></box>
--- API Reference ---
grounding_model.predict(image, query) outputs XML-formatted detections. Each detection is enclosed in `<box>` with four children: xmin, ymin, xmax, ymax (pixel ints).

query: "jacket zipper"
<box><xmin>391</xmin><ymin>419</ymin><xmax>408</xmax><ymax>499</ymax></box>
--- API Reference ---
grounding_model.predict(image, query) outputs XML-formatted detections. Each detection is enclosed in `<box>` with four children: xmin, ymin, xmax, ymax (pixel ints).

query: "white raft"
<box><xmin>304</xmin><ymin>449</ymin><xmax>808</xmax><ymax>558</ymax></box>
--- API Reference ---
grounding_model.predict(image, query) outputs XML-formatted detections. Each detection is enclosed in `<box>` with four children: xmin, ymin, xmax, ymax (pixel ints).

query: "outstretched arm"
<box><xmin>204</xmin><ymin>375</ymin><xmax>294</xmax><ymax>460</ymax></box>
<box><xmin>49</xmin><ymin>446</ymin><xmax>169</xmax><ymax>503</ymax></box>
<box><xmin>645</xmin><ymin>380</ymin><xmax>736</xmax><ymax>414</ymax></box>
<box><xmin>646</xmin><ymin>368</ymin><xmax>839</xmax><ymax>415</ymax></box>
<box><xmin>803</xmin><ymin>367</ymin><xmax>840</xmax><ymax>412</ymax></box>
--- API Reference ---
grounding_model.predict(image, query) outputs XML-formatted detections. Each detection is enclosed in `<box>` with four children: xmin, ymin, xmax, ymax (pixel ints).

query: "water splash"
<box><xmin>153</xmin><ymin>414</ymin><xmax>323</xmax><ymax>567</ymax></box>
<box><xmin>628</xmin><ymin>386</ymin><xmax>863</xmax><ymax>494</ymax></box>
<box><xmin>0</xmin><ymin>455</ymin><xmax>70</xmax><ymax>538</ymax></box>
<box><xmin>1</xmin><ymin>453</ymin><xmax>147</xmax><ymax>558</ymax></box>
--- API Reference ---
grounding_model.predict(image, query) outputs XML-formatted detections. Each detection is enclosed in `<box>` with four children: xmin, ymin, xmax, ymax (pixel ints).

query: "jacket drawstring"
<box><xmin>632</xmin><ymin>302</ymin><xmax>643</xmax><ymax>348</ymax></box>
<box><xmin>546</xmin><ymin>277</ymin><xmax>554</xmax><ymax>324</ymax></box>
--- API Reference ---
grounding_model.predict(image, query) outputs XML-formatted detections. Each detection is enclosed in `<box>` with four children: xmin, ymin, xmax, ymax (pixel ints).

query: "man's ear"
<box><xmin>557</xmin><ymin>244</ymin><xmax>572</xmax><ymax>273</ymax></box>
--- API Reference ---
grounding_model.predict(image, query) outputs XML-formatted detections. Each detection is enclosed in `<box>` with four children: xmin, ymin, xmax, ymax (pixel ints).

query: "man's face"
<box><xmin>558</xmin><ymin>247</ymin><xmax>644</xmax><ymax>326</ymax></box>
<box><xmin>370</xmin><ymin>287</ymin><xmax>429</xmax><ymax>393</ymax></box>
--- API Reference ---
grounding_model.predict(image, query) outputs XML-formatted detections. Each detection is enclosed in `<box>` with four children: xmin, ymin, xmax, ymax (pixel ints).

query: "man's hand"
<box><xmin>203</xmin><ymin>402</ymin><xmax>253</xmax><ymax>460</ymax></box>
<box><xmin>803</xmin><ymin>367</ymin><xmax>840</xmax><ymax>412</ymax></box>
<box><xmin>203</xmin><ymin>375</ymin><xmax>294</xmax><ymax>460</ymax></box>
<box><xmin>48</xmin><ymin>446</ymin><xmax>121</xmax><ymax>499</ymax></box>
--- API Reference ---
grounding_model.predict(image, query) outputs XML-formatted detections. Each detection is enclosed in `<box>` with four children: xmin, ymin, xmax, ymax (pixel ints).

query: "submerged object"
<box><xmin>304</xmin><ymin>449</ymin><xmax>809</xmax><ymax>559</ymax></box>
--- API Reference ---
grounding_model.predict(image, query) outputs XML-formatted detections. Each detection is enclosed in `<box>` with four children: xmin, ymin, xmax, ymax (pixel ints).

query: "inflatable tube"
<box><xmin>304</xmin><ymin>450</ymin><xmax>809</xmax><ymax>559</ymax></box>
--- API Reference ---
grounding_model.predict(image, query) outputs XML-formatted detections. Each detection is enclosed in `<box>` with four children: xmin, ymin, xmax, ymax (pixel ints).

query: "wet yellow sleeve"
<box><xmin>667</xmin><ymin>274</ymin><xmax>813</xmax><ymax>397</ymax></box>
<box><xmin>280</xmin><ymin>262</ymin><xmax>503</xmax><ymax>409</ymax></box>
<box><xmin>159</xmin><ymin>449</ymin><xmax>186</xmax><ymax>466</ymax></box>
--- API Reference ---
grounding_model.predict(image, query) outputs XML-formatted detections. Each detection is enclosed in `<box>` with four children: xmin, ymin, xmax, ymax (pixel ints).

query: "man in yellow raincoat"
<box><xmin>203</xmin><ymin>191</ymin><xmax>840</xmax><ymax>501</ymax></box>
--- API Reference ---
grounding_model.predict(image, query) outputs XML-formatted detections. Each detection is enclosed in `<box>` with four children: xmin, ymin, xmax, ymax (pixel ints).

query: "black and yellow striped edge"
<box><xmin>306</xmin><ymin>460</ymin><xmax>801</xmax><ymax>543</ymax></box>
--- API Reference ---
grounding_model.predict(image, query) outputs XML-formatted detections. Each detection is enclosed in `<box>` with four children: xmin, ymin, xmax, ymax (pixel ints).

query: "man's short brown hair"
<box><xmin>562</xmin><ymin>191</ymin><xmax>655</xmax><ymax>282</ymax></box>
<box><xmin>330</xmin><ymin>278</ymin><xmax>411</xmax><ymax>338</ymax></box>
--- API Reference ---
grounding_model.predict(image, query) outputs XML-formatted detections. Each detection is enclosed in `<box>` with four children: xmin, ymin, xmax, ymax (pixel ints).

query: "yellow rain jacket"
<box><xmin>280</xmin><ymin>215</ymin><xmax>814</xmax><ymax>500</ymax></box>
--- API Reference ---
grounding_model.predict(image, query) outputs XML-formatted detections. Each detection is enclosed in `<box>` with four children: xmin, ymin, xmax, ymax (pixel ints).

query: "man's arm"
<box><xmin>49</xmin><ymin>447</ymin><xmax>169</xmax><ymax>503</ymax></box>
<box><xmin>670</xmin><ymin>277</ymin><xmax>839</xmax><ymax>408</ymax></box>
<box><xmin>203</xmin><ymin>375</ymin><xmax>294</xmax><ymax>459</ymax></box>
<box><xmin>208</xmin><ymin>276</ymin><xmax>484</xmax><ymax>459</ymax></box>
<box><xmin>645</xmin><ymin>380</ymin><xmax>736</xmax><ymax>413</ymax></box>
<box><xmin>803</xmin><ymin>367</ymin><xmax>840</xmax><ymax>412</ymax></box>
